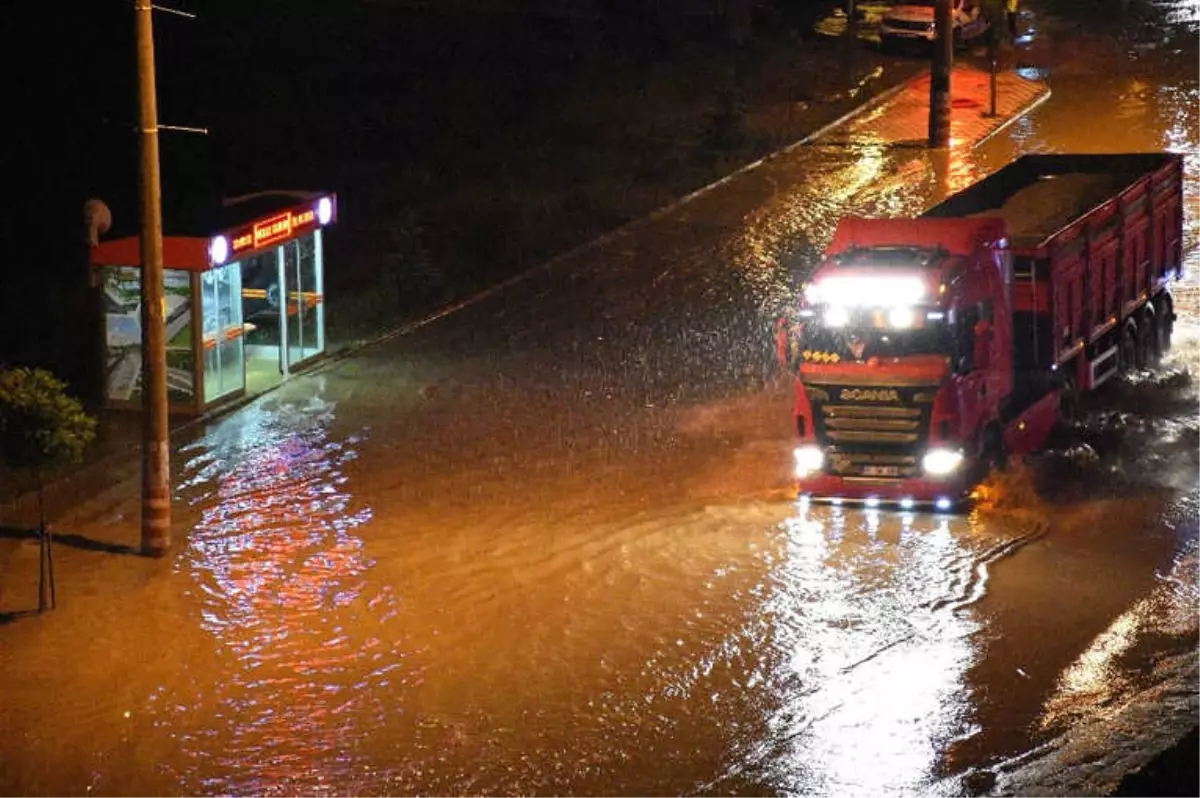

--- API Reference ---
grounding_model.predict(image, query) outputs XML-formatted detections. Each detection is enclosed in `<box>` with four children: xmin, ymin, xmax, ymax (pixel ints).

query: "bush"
<box><xmin>0</xmin><ymin>367</ymin><xmax>96</xmax><ymax>475</ymax></box>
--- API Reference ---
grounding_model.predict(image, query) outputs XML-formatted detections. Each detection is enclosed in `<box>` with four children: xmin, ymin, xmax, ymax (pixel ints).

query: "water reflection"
<box><xmin>169</xmin><ymin>399</ymin><xmax>384</xmax><ymax>795</ymax></box>
<box><xmin>695</xmin><ymin>504</ymin><xmax>1016</xmax><ymax>795</ymax></box>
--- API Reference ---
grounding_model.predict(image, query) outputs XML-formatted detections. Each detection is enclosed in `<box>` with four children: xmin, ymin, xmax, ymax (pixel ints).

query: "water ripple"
<box><xmin>161</xmin><ymin>401</ymin><xmax>397</xmax><ymax>796</ymax></box>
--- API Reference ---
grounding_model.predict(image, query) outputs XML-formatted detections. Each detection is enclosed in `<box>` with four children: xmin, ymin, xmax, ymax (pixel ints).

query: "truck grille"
<box><xmin>806</xmin><ymin>386</ymin><xmax>936</xmax><ymax>478</ymax></box>
<box><xmin>821</xmin><ymin>404</ymin><xmax>922</xmax><ymax>445</ymax></box>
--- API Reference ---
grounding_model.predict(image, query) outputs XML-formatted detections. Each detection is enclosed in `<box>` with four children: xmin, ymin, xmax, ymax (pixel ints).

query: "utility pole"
<box><xmin>987</xmin><ymin>31</ymin><xmax>998</xmax><ymax>117</ymax></box>
<box><xmin>843</xmin><ymin>0</ymin><xmax>859</xmax><ymax>84</ymax></box>
<box><xmin>928</xmin><ymin>0</ymin><xmax>953</xmax><ymax>148</ymax></box>
<box><xmin>135</xmin><ymin>0</ymin><xmax>171</xmax><ymax>556</ymax></box>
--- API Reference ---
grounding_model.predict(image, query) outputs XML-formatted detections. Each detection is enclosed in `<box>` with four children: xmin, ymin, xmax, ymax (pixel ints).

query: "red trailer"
<box><xmin>776</xmin><ymin>153</ymin><xmax>1185</xmax><ymax>510</ymax></box>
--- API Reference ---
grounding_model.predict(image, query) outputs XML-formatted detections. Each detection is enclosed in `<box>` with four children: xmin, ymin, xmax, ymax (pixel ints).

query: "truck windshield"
<box><xmin>799</xmin><ymin>322</ymin><xmax>951</xmax><ymax>361</ymax></box>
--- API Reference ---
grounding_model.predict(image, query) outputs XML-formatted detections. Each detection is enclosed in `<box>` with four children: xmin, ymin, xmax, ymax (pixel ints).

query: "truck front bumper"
<box><xmin>795</xmin><ymin>473</ymin><xmax>974</xmax><ymax>511</ymax></box>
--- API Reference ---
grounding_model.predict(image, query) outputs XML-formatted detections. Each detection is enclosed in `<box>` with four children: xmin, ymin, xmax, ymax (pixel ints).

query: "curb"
<box><xmin>648</xmin><ymin>66</ymin><xmax>924</xmax><ymax>218</ymax></box>
<box><xmin>2</xmin><ymin>64</ymin><xmax>1041</xmax><ymax>522</ymax></box>
<box><xmin>972</xmin><ymin>81</ymin><xmax>1052</xmax><ymax>150</ymax></box>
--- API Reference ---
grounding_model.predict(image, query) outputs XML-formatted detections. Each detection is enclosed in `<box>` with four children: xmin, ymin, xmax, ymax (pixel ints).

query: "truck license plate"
<box><xmin>863</xmin><ymin>465</ymin><xmax>900</xmax><ymax>477</ymax></box>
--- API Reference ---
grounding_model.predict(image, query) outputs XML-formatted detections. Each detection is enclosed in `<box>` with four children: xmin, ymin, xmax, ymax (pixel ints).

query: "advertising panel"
<box><xmin>103</xmin><ymin>266</ymin><xmax>195</xmax><ymax>404</ymax></box>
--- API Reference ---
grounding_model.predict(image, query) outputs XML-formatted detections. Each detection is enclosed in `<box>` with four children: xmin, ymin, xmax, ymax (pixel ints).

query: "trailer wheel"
<box><xmin>1057</xmin><ymin>376</ymin><xmax>1079</xmax><ymax>427</ymax></box>
<box><xmin>1154</xmin><ymin>297</ymin><xmax>1174</xmax><ymax>357</ymax></box>
<box><xmin>1135</xmin><ymin>320</ymin><xmax>1156</xmax><ymax>370</ymax></box>
<box><xmin>1119</xmin><ymin>323</ymin><xmax>1139</xmax><ymax>373</ymax></box>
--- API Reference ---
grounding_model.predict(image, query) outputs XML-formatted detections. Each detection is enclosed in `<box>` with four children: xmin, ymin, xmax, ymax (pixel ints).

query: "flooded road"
<box><xmin>1</xmin><ymin>0</ymin><xmax>1196</xmax><ymax>795</ymax></box>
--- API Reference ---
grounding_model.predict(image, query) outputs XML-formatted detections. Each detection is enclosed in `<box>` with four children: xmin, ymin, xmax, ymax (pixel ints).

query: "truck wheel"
<box><xmin>983</xmin><ymin>424</ymin><xmax>1008</xmax><ymax>474</ymax></box>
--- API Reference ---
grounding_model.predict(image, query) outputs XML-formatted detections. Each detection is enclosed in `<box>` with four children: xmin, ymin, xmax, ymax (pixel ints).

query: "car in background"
<box><xmin>879</xmin><ymin>0</ymin><xmax>990</xmax><ymax>52</ymax></box>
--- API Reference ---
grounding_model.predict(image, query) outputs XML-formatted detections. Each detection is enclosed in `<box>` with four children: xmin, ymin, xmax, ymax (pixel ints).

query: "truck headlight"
<box><xmin>888</xmin><ymin>306</ymin><xmax>915</xmax><ymax>329</ymax></box>
<box><xmin>923</xmin><ymin>448</ymin><xmax>964</xmax><ymax>476</ymax></box>
<box><xmin>794</xmin><ymin>445</ymin><xmax>825</xmax><ymax>478</ymax></box>
<box><xmin>825</xmin><ymin>306</ymin><xmax>850</xmax><ymax>327</ymax></box>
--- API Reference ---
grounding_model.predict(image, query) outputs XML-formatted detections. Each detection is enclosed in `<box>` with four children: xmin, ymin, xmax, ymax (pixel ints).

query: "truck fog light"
<box><xmin>922</xmin><ymin>448</ymin><xmax>964</xmax><ymax>476</ymax></box>
<box><xmin>793</xmin><ymin>445</ymin><xmax>824</xmax><ymax>478</ymax></box>
<box><xmin>935</xmin><ymin>497</ymin><xmax>953</xmax><ymax>511</ymax></box>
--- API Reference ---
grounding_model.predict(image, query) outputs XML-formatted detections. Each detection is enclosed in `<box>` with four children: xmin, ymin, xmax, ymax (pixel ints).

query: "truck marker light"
<box><xmin>935</xmin><ymin>497</ymin><xmax>952</xmax><ymax>511</ymax></box>
<box><xmin>923</xmin><ymin>448</ymin><xmax>964</xmax><ymax>475</ymax></box>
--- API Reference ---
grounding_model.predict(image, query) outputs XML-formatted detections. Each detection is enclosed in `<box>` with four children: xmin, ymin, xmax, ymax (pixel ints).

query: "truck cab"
<box><xmin>777</xmin><ymin>217</ymin><xmax>1015</xmax><ymax>510</ymax></box>
<box><xmin>879</xmin><ymin>0</ymin><xmax>990</xmax><ymax>52</ymax></box>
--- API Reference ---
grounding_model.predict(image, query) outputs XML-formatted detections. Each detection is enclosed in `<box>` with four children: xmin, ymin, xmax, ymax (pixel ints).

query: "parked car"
<box><xmin>879</xmin><ymin>0</ymin><xmax>990</xmax><ymax>52</ymax></box>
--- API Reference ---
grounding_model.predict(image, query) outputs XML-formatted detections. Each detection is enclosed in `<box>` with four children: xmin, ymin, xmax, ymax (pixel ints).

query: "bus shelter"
<box><xmin>90</xmin><ymin>192</ymin><xmax>337</xmax><ymax>416</ymax></box>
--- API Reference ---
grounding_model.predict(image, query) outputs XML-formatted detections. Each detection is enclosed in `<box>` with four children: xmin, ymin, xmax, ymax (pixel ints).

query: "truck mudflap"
<box><xmin>796</xmin><ymin>473</ymin><xmax>976</xmax><ymax>512</ymax></box>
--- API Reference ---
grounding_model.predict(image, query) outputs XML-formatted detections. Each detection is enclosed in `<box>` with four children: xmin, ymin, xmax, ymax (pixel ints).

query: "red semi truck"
<box><xmin>775</xmin><ymin>153</ymin><xmax>1185</xmax><ymax>510</ymax></box>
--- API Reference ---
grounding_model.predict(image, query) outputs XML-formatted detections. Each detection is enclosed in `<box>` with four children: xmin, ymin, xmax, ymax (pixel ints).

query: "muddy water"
<box><xmin>1</xmin><ymin>0</ymin><xmax>1196</xmax><ymax>795</ymax></box>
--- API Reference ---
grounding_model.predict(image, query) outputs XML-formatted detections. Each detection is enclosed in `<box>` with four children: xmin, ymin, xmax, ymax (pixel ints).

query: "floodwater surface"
<box><xmin>1</xmin><ymin>1</ymin><xmax>1196</xmax><ymax>795</ymax></box>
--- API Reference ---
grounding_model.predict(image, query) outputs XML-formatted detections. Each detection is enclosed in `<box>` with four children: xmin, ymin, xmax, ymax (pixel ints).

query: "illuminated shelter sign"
<box><xmin>219</xmin><ymin>195</ymin><xmax>336</xmax><ymax>263</ymax></box>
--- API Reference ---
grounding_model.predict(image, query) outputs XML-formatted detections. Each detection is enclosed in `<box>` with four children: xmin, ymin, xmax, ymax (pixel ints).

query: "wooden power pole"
<box><xmin>928</xmin><ymin>0</ymin><xmax>953</xmax><ymax>148</ymax></box>
<box><xmin>135</xmin><ymin>0</ymin><xmax>171</xmax><ymax>556</ymax></box>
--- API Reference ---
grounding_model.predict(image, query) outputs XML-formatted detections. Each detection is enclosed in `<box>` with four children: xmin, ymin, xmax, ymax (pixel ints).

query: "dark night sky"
<box><xmin>2</xmin><ymin>2</ymin><xmax>212</xmax><ymax>261</ymax></box>
<box><xmin>0</xmin><ymin>0</ymin><xmax>817</xmax><ymax>386</ymax></box>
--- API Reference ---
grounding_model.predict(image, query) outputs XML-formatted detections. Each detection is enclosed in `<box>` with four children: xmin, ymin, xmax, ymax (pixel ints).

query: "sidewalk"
<box><xmin>827</xmin><ymin>63</ymin><xmax>1050</xmax><ymax>148</ymax></box>
<box><xmin>0</xmin><ymin>62</ymin><xmax>1051</xmax><ymax>532</ymax></box>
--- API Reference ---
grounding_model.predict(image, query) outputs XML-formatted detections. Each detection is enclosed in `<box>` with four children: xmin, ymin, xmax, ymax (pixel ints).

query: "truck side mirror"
<box><xmin>973</xmin><ymin>320</ymin><xmax>993</xmax><ymax>371</ymax></box>
<box><xmin>775</xmin><ymin>317</ymin><xmax>803</xmax><ymax>374</ymax></box>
